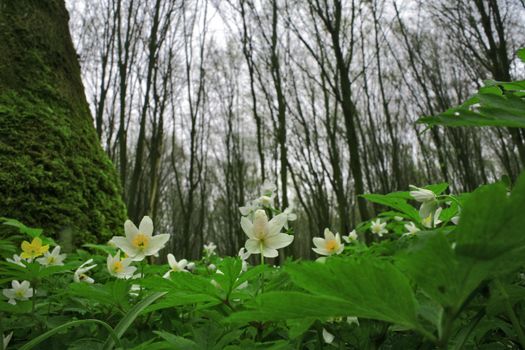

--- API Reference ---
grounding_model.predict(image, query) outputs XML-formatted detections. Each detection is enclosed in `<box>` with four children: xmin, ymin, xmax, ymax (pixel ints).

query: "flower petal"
<box><xmin>265</xmin><ymin>233</ymin><xmax>294</xmax><ymax>250</ymax></box>
<box><xmin>124</xmin><ymin>220</ymin><xmax>139</xmax><ymax>240</ymax></box>
<box><xmin>167</xmin><ymin>253</ymin><xmax>176</xmax><ymax>268</ymax></box>
<box><xmin>267</xmin><ymin>213</ymin><xmax>287</xmax><ymax>236</ymax></box>
<box><xmin>324</xmin><ymin>229</ymin><xmax>335</xmax><ymax>241</ymax></box>
<box><xmin>312</xmin><ymin>237</ymin><xmax>325</xmax><ymax>248</ymax></box>
<box><xmin>139</xmin><ymin>216</ymin><xmax>154</xmax><ymax>236</ymax></box>
<box><xmin>145</xmin><ymin>234</ymin><xmax>170</xmax><ymax>256</ymax></box>
<box><xmin>240</xmin><ymin>217</ymin><xmax>254</xmax><ymax>238</ymax></box>
<box><xmin>111</xmin><ymin>237</ymin><xmax>137</xmax><ymax>257</ymax></box>
<box><xmin>261</xmin><ymin>246</ymin><xmax>278</xmax><ymax>258</ymax></box>
<box><xmin>312</xmin><ymin>247</ymin><xmax>329</xmax><ymax>256</ymax></box>
<box><xmin>245</xmin><ymin>238</ymin><xmax>261</xmax><ymax>254</ymax></box>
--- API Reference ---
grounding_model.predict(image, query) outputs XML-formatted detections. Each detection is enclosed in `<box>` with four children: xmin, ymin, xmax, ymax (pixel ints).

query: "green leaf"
<box><xmin>418</xmin><ymin>80</ymin><xmax>525</xmax><ymax>128</ymax></box>
<box><xmin>155</xmin><ymin>331</ymin><xmax>199</xmax><ymax>350</ymax></box>
<box><xmin>19</xmin><ymin>319</ymin><xmax>122</xmax><ymax>350</ymax></box>
<box><xmin>361</xmin><ymin>193</ymin><xmax>419</xmax><ymax>222</ymax></box>
<box><xmin>517</xmin><ymin>48</ymin><xmax>525</xmax><ymax>63</ymax></box>
<box><xmin>229</xmin><ymin>257</ymin><xmax>422</xmax><ymax>333</ymax></box>
<box><xmin>396</xmin><ymin>232</ymin><xmax>462</xmax><ymax>308</ymax></box>
<box><xmin>286</xmin><ymin>258</ymin><xmax>420</xmax><ymax>329</ymax></box>
<box><xmin>454</xmin><ymin>173</ymin><xmax>525</xmax><ymax>262</ymax></box>
<box><xmin>102</xmin><ymin>292</ymin><xmax>166</xmax><ymax>350</ymax></box>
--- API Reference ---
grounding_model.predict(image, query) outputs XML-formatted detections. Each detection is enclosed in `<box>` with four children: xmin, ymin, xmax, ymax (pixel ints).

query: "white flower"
<box><xmin>370</xmin><ymin>219</ymin><xmax>388</xmax><ymax>237</ymax></box>
<box><xmin>422</xmin><ymin>207</ymin><xmax>443</xmax><ymax>228</ymax></box>
<box><xmin>186</xmin><ymin>262</ymin><xmax>196</xmax><ymax>272</ymax></box>
<box><xmin>241</xmin><ymin>210</ymin><xmax>293</xmax><ymax>258</ymax></box>
<box><xmin>347</xmin><ymin>316</ymin><xmax>359</xmax><ymax>326</ymax></box>
<box><xmin>404</xmin><ymin>222</ymin><xmax>420</xmax><ymax>235</ymax></box>
<box><xmin>451</xmin><ymin>215</ymin><xmax>460</xmax><ymax>225</ymax></box>
<box><xmin>239</xmin><ymin>200</ymin><xmax>259</xmax><ymax>217</ymax></box>
<box><xmin>283</xmin><ymin>206</ymin><xmax>297</xmax><ymax>229</ymax></box>
<box><xmin>312</xmin><ymin>229</ymin><xmax>344</xmax><ymax>256</ymax></box>
<box><xmin>2</xmin><ymin>280</ymin><xmax>33</xmax><ymax>305</ymax></box>
<box><xmin>203</xmin><ymin>242</ymin><xmax>217</xmax><ymax>256</ymax></box>
<box><xmin>394</xmin><ymin>216</ymin><xmax>404</xmax><ymax>221</ymax></box>
<box><xmin>163</xmin><ymin>254</ymin><xmax>188</xmax><ymax>278</ymax></box>
<box><xmin>258</xmin><ymin>195</ymin><xmax>274</xmax><ymax>207</ymax></box>
<box><xmin>129</xmin><ymin>273</ymin><xmax>143</xmax><ymax>297</ymax></box>
<box><xmin>3</xmin><ymin>331</ymin><xmax>13</xmax><ymax>350</ymax></box>
<box><xmin>107</xmin><ymin>251</ymin><xmax>136</xmax><ymax>279</ymax></box>
<box><xmin>109</xmin><ymin>216</ymin><xmax>170</xmax><ymax>262</ymax></box>
<box><xmin>238</xmin><ymin>247</ymin><xmax>251</xmax><ymax>272</ymax></box>
<box><xmin>409</xmin><ymin>185</ymin><xmax>438</xmax><ymax>219</ymax></box>
<box><xmin>6</xmin><ymin>254</ymin><xmax>27</xmax><ymax>268</ymax></box>
<box><xmin>342</xmin><ymin>230</ymin><xmax>358</xmax><ymax>243</ymax></box>
<box><xmin>208</xmin><ymin>263</ymin><xmax>217</xmax><ymax>272</ymax></box>
<box><xmin>322</xmin><ymin>328</ymin><xmax>335</xmax><ymax>344</ymax></box>
<box><xmin>261</xmin><ymin>180</ymin><xmax>276</xmax><ymax>196</ymax></box>
<box><xmin>73</xmin><ymin>259</ymin><xmax>97</xmax><ymax>284</ymax></box>
<box><xmin>36</xmin><ymin>246</ymin><xmax>66</xmax><ymax>266</ymax></box>
<box><xmin>409</xmin><ymin>185</ymin><xmax>436</xmax><ymax>202</ymax></box>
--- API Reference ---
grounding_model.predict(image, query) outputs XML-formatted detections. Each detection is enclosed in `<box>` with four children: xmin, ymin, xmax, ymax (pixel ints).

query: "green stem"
<box><xmin>260</xmin><ymin>243</ymin><xmax>265</xmax><ymax>294</ymax></box>
<box><xmin>495</xmin><ymin>279</ymin><xmax>525</xmax><ymax>348</ymax></box>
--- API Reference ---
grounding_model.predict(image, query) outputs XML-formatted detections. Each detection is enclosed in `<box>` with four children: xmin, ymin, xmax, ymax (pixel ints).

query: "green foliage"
<box><xmin>418</xmin><ymin>78</ymin><xmax>525</xmax><ymax>128</ymax></box>
<box><xmin>2</xmin><ymin>171</ymin><xmax>525</xmax><ymax>348</ymax></box>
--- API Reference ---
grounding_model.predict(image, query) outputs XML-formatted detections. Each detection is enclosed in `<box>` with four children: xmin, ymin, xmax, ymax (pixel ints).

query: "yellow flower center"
<box><xmin>113</xmin><ymin>261</ymin><xmax>124</xmax><ymax>273</ymax></box>
<box><xmin>325</xmin><ymin>239</ymin><xmax>338</xmax><ymax>252</ymax></box>
<box><xmin>132</xmin><ymin>233</ymin><xmax>150</xmax><ymax>249</ymax></box>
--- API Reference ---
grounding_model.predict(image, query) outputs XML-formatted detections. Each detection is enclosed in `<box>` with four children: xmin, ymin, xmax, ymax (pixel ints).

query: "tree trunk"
<box><xmin>0</xmin><ymin>0</ymin><xmax>126</xmax><ymax>244</ymax></box>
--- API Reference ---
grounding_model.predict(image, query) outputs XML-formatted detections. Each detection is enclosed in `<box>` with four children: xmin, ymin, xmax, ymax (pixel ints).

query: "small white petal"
<box><xmin>322</xmin><ymin>329</ymin><xmax>335</xmax><ymax>344</ymax></box>
<box><xmin>139</xmin><ymin>216</ymin><xmax>154</xmax><ymax>236</ymax></box>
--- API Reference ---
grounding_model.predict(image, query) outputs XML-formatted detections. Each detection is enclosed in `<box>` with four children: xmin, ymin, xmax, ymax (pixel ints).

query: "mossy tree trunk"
<box><xmin>0</xmin><ymin>0</ymin><xmax>126</xmax><ymax>244</ymax></box>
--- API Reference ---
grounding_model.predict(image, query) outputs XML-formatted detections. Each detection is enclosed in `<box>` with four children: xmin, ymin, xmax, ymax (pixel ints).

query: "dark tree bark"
<box><xmin>0</xmin><ymin>0</ymin><xmax>126</xmax><ymax>244</ymax></box>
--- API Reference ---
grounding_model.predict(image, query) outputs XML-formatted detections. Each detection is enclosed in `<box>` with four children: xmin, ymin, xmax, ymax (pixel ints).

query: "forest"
<box><xmin>1</xmin><ymin>0</ymin><xmax>525</xmax><ymax>348</ymax></box>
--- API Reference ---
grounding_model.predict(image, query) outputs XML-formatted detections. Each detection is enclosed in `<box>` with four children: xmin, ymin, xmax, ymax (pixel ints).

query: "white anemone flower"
<box><xmin>404</xmin><ymin>222</ymin><xmax>420</xmax><ymax>236</ymax></box>
<box><xmin>3</xmin><ymin>331</ymin><xmax>13</xmax><ymax>350</ymax></box>
<box><xmin>370</xmin><ymin>219</ymin><xmax>388</xmax><ymax>237</ymax></box>
<box><xmin>258</xmin><ymin>194</ymin><xmax>275</xmax><ymax>207</ymax></box>
<box><xmin>73</xmin><ymin>259</ymin><xmax>97</xmax><ymax>284</ymax></box>
<box><xmin>342</xmin><ymin>230</ymin><xmax>358</xmax><ymax>243</ymax></box>
<box><xmin>186</xmin><ymin>262</ymin><xmax>196</xmax><ymax>272</ymax></box>
<box><xmin>322</xmin><ymin>328</ymin><xmax>335</xmax><ymax>344</ymax></box>
<box><xmin>239</xmin><ymin>200</ymin><xmax>259</xmax><ymax>217</ymax></box>
<box><xmin>238</xmin><ymin>247</ymin><xmax>251</xmax><ymax>272</ymax></box>
<box><xmin>163</xmin><ymin>254</ymin><xmax>188</xmax><ymax>278</ymax></box>
<box><xmin>6</xmin><ymin>254</ymin><xmax>27</xmax><ymax>268</ymax></box>
<box><xmin>312</xmin><ymin>229</ymin><xmax>344</xmax><ymax>256</ymax></box>
<box><xmin>283</xmin><ymin>206</ymin><xmax>297</xmax><ymax>229</ymax></box>
<box><xmin>422</xmin><ymin>207</ymin><xmax>443</xmax><ymax>228</ymax></box>
<box><xmin>36</xmin><ymin>246</ymin><xmax>66</xmax><ymax>266</ymax></box>
<box><xmin>347</xmin><ymin>316</ymin><xmax>360</xmax><ymax>326</ymax></box>
<box><xmin>241</xmin><ymin>210</ymin><xmax>293</xmax><ymax>258</ymax></box>
<box><xmin>107</xmin><ymin>251</ymin><xmax>136</xmax><ymax>279</ymax></box>
<box><xmin>2</xmin><ymin>280</ymin><xmax>33</xmax><ymax>305</ymax></box>
<box><xmin>261</xmin><ymin>180</ymin><xmax>276</xmax><ymax>196</ymax></box>
<box><xmin>409</xmin><ymin>185</ymin><xmax>436</xmax><ymax>202</ymax></box>
<box><xmin>110</xmin><ymin>216</ymin><xmax>170</xmax><ymax>262</ymax></box>
<box><xmin>203</xmin><ymin>242</ymin><xmax>217</xmax><ymax>256</ymax></box>
<box><xmin>409</xmin><ymin>185</ymin><xmax>439</xmax><ymax>219</ymax></box>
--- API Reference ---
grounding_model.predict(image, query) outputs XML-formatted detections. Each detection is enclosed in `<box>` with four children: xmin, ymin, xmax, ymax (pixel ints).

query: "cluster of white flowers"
<box><xmin>238</xmin><ymin>181</ymin><xmax>297</xmax><ymax>259</ymax></box>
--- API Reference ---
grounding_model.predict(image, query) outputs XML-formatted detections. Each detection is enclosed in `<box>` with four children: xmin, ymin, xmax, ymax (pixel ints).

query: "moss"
<box><xmin>0</xmin><ymin>0</ymin><xmax>126</xmax><ymax>244</ymax></box>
